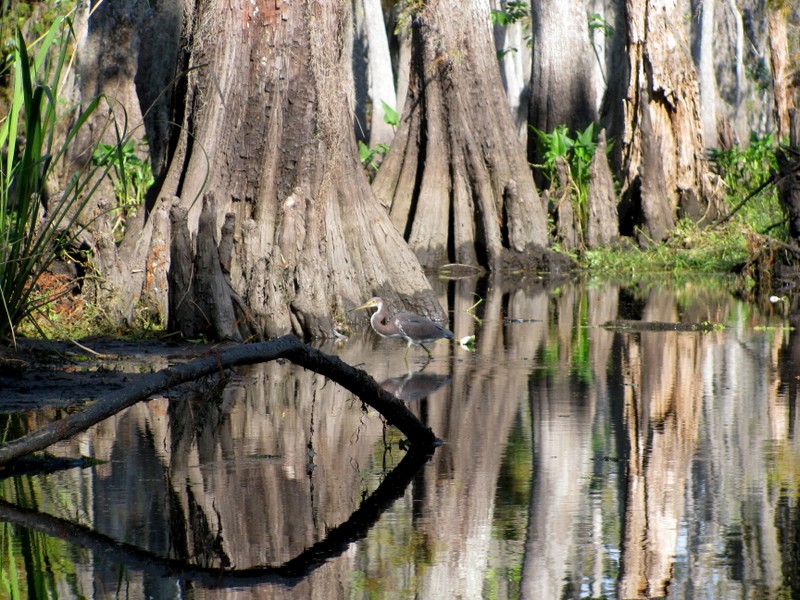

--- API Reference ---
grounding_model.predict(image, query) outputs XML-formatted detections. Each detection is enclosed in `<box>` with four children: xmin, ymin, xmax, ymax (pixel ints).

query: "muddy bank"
<box><xmin>0</xmin><ymin>338</ymin><xmax>221</xmax><ymax>412</ymax></box>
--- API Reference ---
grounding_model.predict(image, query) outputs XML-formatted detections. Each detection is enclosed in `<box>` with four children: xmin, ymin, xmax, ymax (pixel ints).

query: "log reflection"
<box><xmin>2</xmin><ymin>343</ymin><xmax>440</xmax><ymax>597</ymax></box>
<box><xmin>0</xmin><ymin>447</ymin><xmax>431</xmax><ymax>588</ymax></box>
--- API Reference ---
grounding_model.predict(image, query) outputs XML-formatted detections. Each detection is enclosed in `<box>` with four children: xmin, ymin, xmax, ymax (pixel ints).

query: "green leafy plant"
<box><xmin>709</xmin><ymin>133</ymin><xmax>777</xmax><ymax>195</ymax></box>
<box><xmin>531</xmin><ymin>122</ymin><xmax>606</xmax><ymax>235</ymax></box>
<box><xmin>490</xmin><ymin>1</ymin><xmax>532</xmax><ymax>59</ymax></box>
<box><xmin>92</xmin><ymin>137</ymin><xmax>153</xmax><ymax>239</ymax></box>
<box><xmin>588</xmin><ymin>13</ymin><xmax>614</xmax><ymax>38</ymax></box>
<box><xmin>0</xmin><ymin>0</ymin><xmax>77</xmax><ymax>96</ymax></box>
<box><xmin>583</xmin><ymin>217</ymin><xmax>756</xmax><ymax>274</ymax></box>
<box><xmin>380</xmin><ymin>100</ymin><xmax>399</xmax><ymax>127</ymax></box>
<box><xmin>0</xmin><ymin>19</ymin><xmax>120</xmax><ymax>345</ymax></box>
<box><xmin>358</xmin><ymin>140</ymin><xmax>389</xmax><ymax>177</ymax></box>
<box><xmin>358</xmin><ymin>100</ymin><xmax>398</xmax><ymax>178</ymax></box>
<box><xmin>588</xmin><ymin>13</ymin><xmax>614</xmax><ymax>84</ymax></box>
<box><xmin>708</xmin><ymin>133</ymin><xmax>783</xmax><ymax>234</ymax></box>
<box><xmin>490</xmin><ymin>1</ymin><xmax>529</xmax><ymax>26</ymax></box>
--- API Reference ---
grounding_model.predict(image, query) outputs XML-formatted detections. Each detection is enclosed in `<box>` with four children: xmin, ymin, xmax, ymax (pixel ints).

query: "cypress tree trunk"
<box><xmin>155</xmin><ymin>1</ymin><xmax>442</xmax><ymax>340</ymax></box>
<box><xmin>586</xmin><ymin>130</ymin><xmax>619</xmax><ymax>248</ymax></box>
<box><xmin>608</xmin><ymin>0</ymin><xmax>722</xmax><ymax>245</ymax></box>
<box><xmin>69</xmin><ymin>0</ymin><xmax>182</xmax><ymax>326</ymax></box>
<box><xmin>768</xmin><ymin>6</ymin><xmax>795</xmax><ymax>141</ymax></box>
<box><xmin>372</xmin><ymin>0</ymin><xmax>549</xmax><ymax>272</ymax></box>
<box><xmin>528</xmin><ymin>0</ymin><xmax>598</xmax><ymax>169</ymax></box>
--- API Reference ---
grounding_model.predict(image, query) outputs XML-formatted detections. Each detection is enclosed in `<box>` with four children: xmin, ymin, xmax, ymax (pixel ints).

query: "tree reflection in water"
<box><xmin>3</xmin><ymin>277</ymin><xmax>800</xmax><ymax>599</ymax></box>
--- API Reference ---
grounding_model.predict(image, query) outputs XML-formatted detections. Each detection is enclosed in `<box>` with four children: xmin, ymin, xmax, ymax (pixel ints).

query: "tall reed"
<box><xmin>0</xmin><ymin>17</ymin><xmax>120</xmax><ymax>345</ymax></box>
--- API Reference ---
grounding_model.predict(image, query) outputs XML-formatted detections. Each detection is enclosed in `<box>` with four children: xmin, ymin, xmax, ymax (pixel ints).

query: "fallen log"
<box><xmin>602</xmin><ymin>320</ymin><xmax>720</xmax><ymax>332</ymax></box>
<box><xmin>0</xmin><ymin>335</ymin><xmax>439</xmax><ymax>466</ymax></box>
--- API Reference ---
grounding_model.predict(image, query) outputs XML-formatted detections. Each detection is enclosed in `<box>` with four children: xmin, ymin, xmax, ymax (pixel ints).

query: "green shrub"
<box><xmin>358</xmin><ymin>100</ymin><xmax>397</xmax><ymax>179</ymax></box>
<box><xmin>0</xmin><ymin>19</ymin><xmax>120</xmax><ymax>344</ymax></box>
<box><xmin>531</xmin><ymin>122</ymin><xmax>605</xmax><ymax>235</ymax></box>
<box><xmin>92</xmin><ymin>138</ymin><xmax>154</xmax><ymax>240</ymax></box>
<box><xmin>490</xmin><ymin>1</ymin><xmax>529</xmax><ymax>26</ymax></box>
<box><xmin>708</xmin><ymin>133</ymin><xmax>784</xmax><ymax>235</ymax></box>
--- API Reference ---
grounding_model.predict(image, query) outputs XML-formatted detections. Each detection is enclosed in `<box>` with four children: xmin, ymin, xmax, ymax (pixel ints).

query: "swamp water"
<box><xmin>2</xmin><ymin>276</ymin><xmax>800</xmax><ymax>599</ymax></box>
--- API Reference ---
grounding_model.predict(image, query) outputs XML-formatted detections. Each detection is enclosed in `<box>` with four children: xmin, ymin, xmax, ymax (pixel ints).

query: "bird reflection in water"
<box><xmin>380</xmin><ymin>370</ymin><xmax>452</xmax><ymax>402</ymax></box>
<box><xmin>354</xmin><ymin>296</ymin><xmax>454</xmax><ymax>363</ymax></box>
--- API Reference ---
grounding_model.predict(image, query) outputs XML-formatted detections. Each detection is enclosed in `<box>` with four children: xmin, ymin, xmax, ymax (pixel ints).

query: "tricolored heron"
<box><xmin>355</xmin><ymin>297</ymin><xmax>454</xmax><ymax>360</ymax></box>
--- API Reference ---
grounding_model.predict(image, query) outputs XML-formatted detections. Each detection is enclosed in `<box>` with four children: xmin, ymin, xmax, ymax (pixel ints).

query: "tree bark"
<box><xmin>372</xmin><ymin>0</ymin><xmax>548</xmax><ymax>271</ymax></box>
<box><xmin>608</xmin><ymin>0</ymin><xmax>721</xmax><ymax>245</ymax></box>
<box><xmin>157</xmin><ymin>1</ymin><xmax>441</xmax><ymax>339</ymax></box>
<box><xmin>67</xmin><ymin>0</ymin><xmax>182</xmax><ymax>326</ymax></box>
<box><xmin>528</xmin><ymin>0</ymin><xmax>598</xmax><ymax>170</ymax></box>
<box><xmin>694</xmin><ymin>0</ymin><xmax>718</xmax><ymax>147</ymax></box>
<box><xmin>553</xmin><ymin>156</ymin><xmax>579</xmax><ymax>250</ymax></box>
<box><xmin>361</xmin><ymin>0</ymin><xmax>398</xmax><ymax>148</ymax></box>
<box><xmin>768</xmin><ymin>6</ymin><xmax>795</xmax><ymax>141</ymax></box>
<box><xmin>386</xmin><ymin>5</ymin><xmax>412</xmax><ymax>119</ymax></box>
<box><xmin>491</xmin><ymin>0</ymin><xmax>532</xmax><ymax>139</ymax></box>
<box><xmin>710</xmin><ymin>0</ymin><xmax>772</xmax><ymax>144</ymax></box>
<box><xmin>71</xmin><ymin>0</ymin><xmax>146</xmax><ymax>323</ymax></box>
<box><xmin>586</xmin><ymin>129</ymin><xmax>619</xmax><ymax>247</ymax></box>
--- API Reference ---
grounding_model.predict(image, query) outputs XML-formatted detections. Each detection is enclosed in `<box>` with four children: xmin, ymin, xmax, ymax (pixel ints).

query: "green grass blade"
<box><xmin>32</xmin><ymin>16</ymin><xmax>64</xmax><ymax>76</ymax></box>
<box><xmin>16</xmin><ymin>30</ymin><xmax>33</xmax><ymax>112</ymax></box>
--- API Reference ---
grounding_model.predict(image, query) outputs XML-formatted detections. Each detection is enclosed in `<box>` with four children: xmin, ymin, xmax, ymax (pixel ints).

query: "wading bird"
<box><xmin>355</xmin><ymin>297</ymin><xmax>454</xmax><ymax>361</ymax></box>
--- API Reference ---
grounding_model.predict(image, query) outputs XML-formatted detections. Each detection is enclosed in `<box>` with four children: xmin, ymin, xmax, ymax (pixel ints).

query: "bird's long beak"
<box><xmin>353</xmin><ymin>299</ymin><xmax>377</xmax><ymax>311</ymax></box>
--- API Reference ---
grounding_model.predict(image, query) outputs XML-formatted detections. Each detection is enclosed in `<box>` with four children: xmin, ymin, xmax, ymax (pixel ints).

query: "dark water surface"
<box><xmin>2</xmin><ymin>276</ymin><xmax>800</xmax><ymax>599</ymax></box>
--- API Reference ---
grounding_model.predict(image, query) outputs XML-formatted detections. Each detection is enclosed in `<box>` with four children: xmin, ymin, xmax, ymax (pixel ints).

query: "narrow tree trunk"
<box><xmin>529</xmin><ymin>0</ymin><xmax>597</xmax><ymax>132</ymax></box>
<box><xmin>353</xmin><ymin>0</ymin><xmax>398</xmax><ymax>148</ymax></box>
<box><xmin>586</xmin><ymin>130</ymin><xmax>619</xmax><ymax>247</ymax></box>
<box><xmin>352</xmin><ymin>0</ymin><xmax>371</xmax><ymax>144</ymax></box>
<box><xmin>589</xmin><ymin>0</ymin><xmax>614</xmax><ymax>113</ymax></box>
<box><xmin>491</xmin><ymin>0</ymin><xmax>532</xmax><ymax>139</ymax></box>
<box><xmin>363</xmin><ymin>0</ymin><xmax>398</xmax><ymax>148</ymax></box>
<box><xmin>610</xmin><ymin>0</ymin><xmax>721</xmax><ymax>245</ymax></box>
<box><xmin>71</xmin><ymin>0</ymin><xmax>147</xmax><ymax>322</ymax></box>
<box><xmin>137</xmin><ymin>197</ymin><xmax>172</xmax><ymax>324</ymax></box>
<box><xmin>67</xmin><ymin>0</ymin><xmax>182</xmax><ymax>326</ymax></box>
<box><xmin>768</xmin><ymin>7</ymin><xmax>795</xmax><ymax>141</ymax></box>
<box><xmin>553</xmin><ymin>157</ymin><xmax>579</xmax><ymax>251</ymax></box>
<box><xmin>694</xmin><ymin>0</ymin><xmax>718</xmax><ymax>147</ymax></box>
<box><xmin>157</xmin><ymin>1</ymin><xmax>441</xmax><ymax>339</ymax></box>
<box><xmin>373</xmin><ymin>0</ymin><xmax>548</xmax><ymax>271</ymax></box>
<box><xmin>528</xmin><ymin>0</ymin><xmax>597</xmax><ymax>175</ymax></box>
<box><xmin>711</xmin><ymin>0</ymin><xmax>771</xmax><ymax>146</ymax></box>
<box><xmin>387</xmin><ymin>5</ymin><xmax>412</xmax><ymax>119</ymax></box>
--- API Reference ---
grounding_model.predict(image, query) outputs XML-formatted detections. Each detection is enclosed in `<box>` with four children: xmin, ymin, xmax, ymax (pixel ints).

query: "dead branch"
<box><xmin>0</xmin><ymin>335</ymin><xmax>439</xmax><ymax>466</ymax></box>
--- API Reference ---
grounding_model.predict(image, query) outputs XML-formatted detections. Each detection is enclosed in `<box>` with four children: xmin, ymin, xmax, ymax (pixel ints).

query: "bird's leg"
<box><xmin>420</xmin><ymin>344</ymin><xmax>433</xmax><ymax>358</ymax></box>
